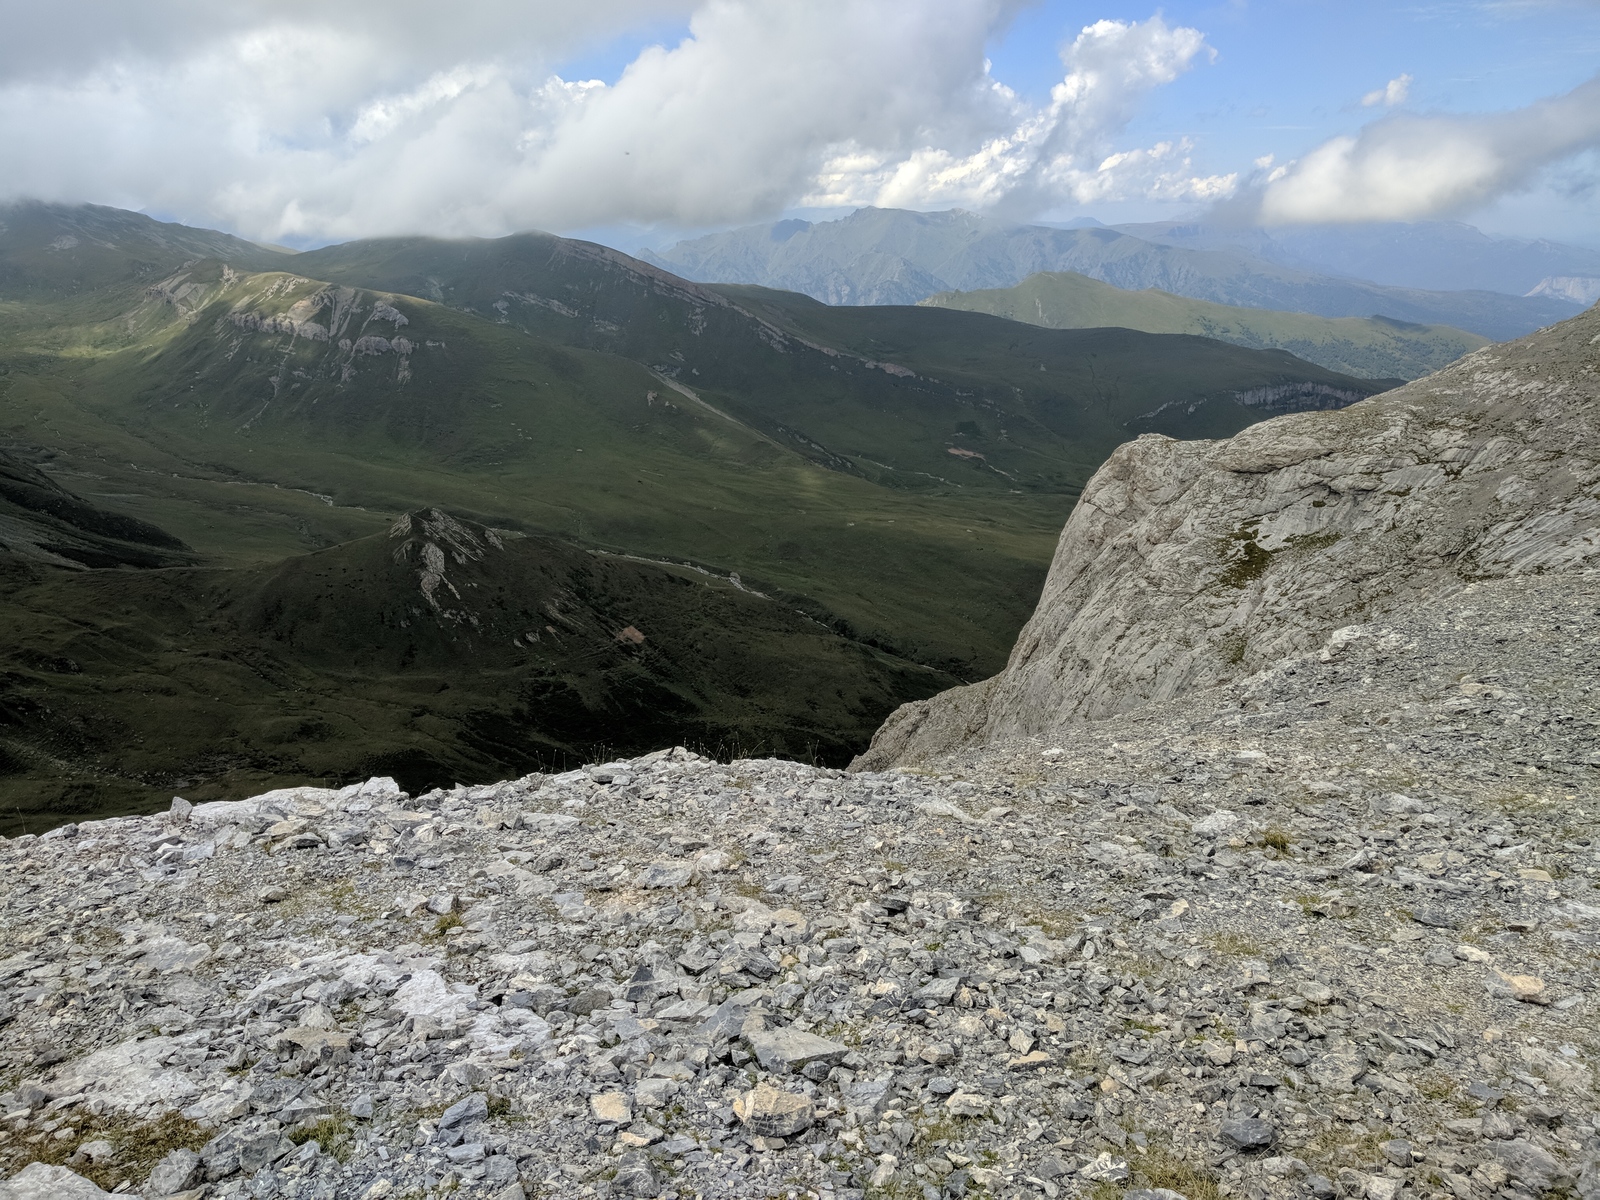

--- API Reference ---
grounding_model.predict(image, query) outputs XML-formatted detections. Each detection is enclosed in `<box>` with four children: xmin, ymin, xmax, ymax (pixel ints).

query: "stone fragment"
<box><xmin>944</xmin><ymin>1092</ymin><xmax>990</xmax><ymax>1117</ymax></box>
<box><xmin>1295</xmin><ymin>980</ymin><xmax>1334</xmax><ymax>1004</ymax></box>
<box><xmin>1078</xmin><ymin>1153</ymin><xmax>1130</xmax><ymax>1182</ymax></box>
<box><xmin>259</xmin><ymin>885</ymin><xmax>288</xmax><ymax>904</ymax></box>
<box><xmin>1487</xmin><ymin>1138</ymin><xmax>1573</xmax><ymax>1193</ymax></box>
<box><xmin>1219</xmin><ymin>1117</ymin><xmax>1276</xmax><ymax>1151</ymax></box>
<box><xmin>591</xmin><ymin>1093</ymin><xmax>633</xmax><ymax>1124</ymax></box>
<box><xmin>145</xmin><ymin>1147</ymin><xmax>204</xmax><ymax>1196</ymax></box>
<box><xmin>634</xmin><ymin>862</ymin><xmax>693</xmax><ymax>888</ymax></box>
<box><xmin>440</xmin><ymin>1092</ymin><xmax>489</xmax><ymax>1129</ymax></box>
<box><xmin>732</xmin><ymin>1083</ymin><xmax>814</xmax><ymax>1138</ymax></box>
<box><xmin>1492</xmin><ymin>969</ymin><xmax>1549</xmax><ymax>1003</ymax></box>
<box><xmin>1379</xmin><ymin>1139</ymin><xmax>1414</xmax><ymax>1167</ymax></box>
<box><xmin>744</xmin><ymin>1027</ymin><xmax>849</xmax><ymax>1074</ymax></box>
<box><xmin>0</xmin><ymin>1163</ymin><xmax>117</xmax><ymax>1199</ymax></box>
<box><xmin>611</xmin><ymin>1152</ymin><xmax>660</xmax><ymax>1198</ymax></box>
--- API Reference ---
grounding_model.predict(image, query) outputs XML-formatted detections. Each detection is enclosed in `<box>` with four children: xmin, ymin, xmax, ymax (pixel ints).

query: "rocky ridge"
<box><xmin>1</xmin><ymin>566</ymin><xmax>1598</xmax><ymax>1200</ymax></box>
<box><xmin>856</xmin><ymin>304</ymin><xmax>1600</xmax><ymax>771</ymax></box>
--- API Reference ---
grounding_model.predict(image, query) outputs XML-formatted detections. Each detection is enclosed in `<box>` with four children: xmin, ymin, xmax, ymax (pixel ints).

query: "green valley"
<box><xmin>0</xmin><ymin>202</ymin><xmax>1396</xmax><ymax>827</ymax></box>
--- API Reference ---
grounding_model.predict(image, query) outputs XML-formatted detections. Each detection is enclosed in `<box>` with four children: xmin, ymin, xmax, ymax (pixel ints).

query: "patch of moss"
<box><xmin>1135</xmin><ymin>1145</ymin><xmax>1222</xmax><ymax>1200</ymax></box>
<box><xmin>432</xmin><ymin>910</ymin><xmax>465</xmax><ymax>938</ymax></box>
<box><xmin>288</xmin><ymin>1109</ymin><xmax>355</xmax><ymax>1164</ymax></box>
<box><xmin>1215</xmin><ymin>524</ymin><xmax>1277</xmax><ymax>590</ymax></box>
<box><xmin>0</xmin><ymin>1109</ymin><xmax>212</xmax><ymax>1193</ymax></box>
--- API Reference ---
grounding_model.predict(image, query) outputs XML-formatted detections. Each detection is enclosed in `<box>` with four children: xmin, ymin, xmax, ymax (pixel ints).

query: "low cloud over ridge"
<box><xmin>0</xmin><ymin>1</ymin><xmax>1225</xmax><ymax>242</ymax></box>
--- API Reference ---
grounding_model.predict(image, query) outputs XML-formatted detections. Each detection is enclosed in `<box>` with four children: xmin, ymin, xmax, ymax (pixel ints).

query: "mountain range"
<box><xmin>920</xmin><ymin>271</ymin><xmax>1488</xmax><ymax>380</ymax></box>
<box><xmin>642</xmin><ymin>207</ymin><xmax>1589</xmax><ymax>341</ymax></box>
<box><xmin>0</xmin><ymin>200</ymin><xmax>1388</xmax><ymax>829</ymax></box>
<box><xmin>1115</xmin><ymin>217</ymin><xmax>1600</xmax><ymax>297</ymax></box>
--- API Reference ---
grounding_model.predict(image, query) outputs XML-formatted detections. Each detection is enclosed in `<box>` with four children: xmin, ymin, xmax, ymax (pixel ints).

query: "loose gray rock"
<box><xmin>145</xmin><ymin>1147</ymin><xmax>203</xmax><ymax>1196</ymax></box>
<box><xmin>1220</xmin><ymin>1118</ymin><xmax>1277</xmax><ymax>1151</ymax></box>
<box><xmin>0</xmin><ymin>1163</ymin><xmax>117</xmax><ymax>1199</ymax></box>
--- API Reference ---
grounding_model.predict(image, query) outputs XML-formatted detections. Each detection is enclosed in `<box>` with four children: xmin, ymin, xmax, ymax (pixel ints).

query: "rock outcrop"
<box><xmin>856</xmin><ymin>303</ymin><xmax>1600</xmax><ymax>769</ymax></box>
<box><xmin>2</xmin><ymin>569</ymin><xmax>1598</xmax><ymax>1199</ymax></box>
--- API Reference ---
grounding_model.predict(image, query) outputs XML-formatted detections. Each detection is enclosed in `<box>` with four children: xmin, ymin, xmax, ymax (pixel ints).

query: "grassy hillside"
<box><xmin>293</xmin><ymin>235</ymin><xmax>1390</xmax><ymax>478</ymax></box>
<box><xmin>0</xmin><ymin>202</ymin><xmax>1397</xmax><ymax>827</ymax></box>
<box><xmin>0</xmin><ymin>508</ymin><xmax>953</xmax><ymax>833</ymax></box>
<box><xmin>919</xmin><ymin>270</ymin><xmax>1487</xmax><ymax>380</ymax></box>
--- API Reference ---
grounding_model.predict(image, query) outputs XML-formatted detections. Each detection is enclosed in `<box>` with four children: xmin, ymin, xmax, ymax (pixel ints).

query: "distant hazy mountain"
<box><xmin>1115</xmin><ymin>219</ymin><xmax>1600</xmax><ymax>298</ymax></box>
<box><xmin>921</xmin><ymin>271</ymin><xmax>1486</xmax><ymax>381</ymax></box>
<box><xmin>641</xmin><ymin>207</ymin><xmax>1582</xmax><ymax>341</ymax></box>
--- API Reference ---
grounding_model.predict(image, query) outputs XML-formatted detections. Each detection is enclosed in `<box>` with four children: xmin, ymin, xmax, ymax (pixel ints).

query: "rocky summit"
<box><xmin>1</xmin><ymin>560</ymin><xmax>1598</xmax><ymax>1200</ymax></box>
<box><xmin>3</xmin><ymin>307</ymin><xmax>1599</xmax><ymax>1200</ymax></box>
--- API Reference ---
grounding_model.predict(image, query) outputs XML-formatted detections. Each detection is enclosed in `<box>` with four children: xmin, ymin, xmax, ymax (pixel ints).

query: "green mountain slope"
<box><xmin>641</xmin><ymin>207</ymin><xmax>1581</xmax><ymax>340</ymax></box>
<box><xmin>292</xmin><ymin>233</ymin><xmax>1391</xmax><ymax>479</ymax></box>
<box><xmin>0</xmin><ymin>444</ymin><xmax>197</xmax><ymax>569</ymax></box>
<box><xmin>0</xmin><ymin>206</ymin><xmax>1392</xmax><ymax>666</ymax></box>
<box><xmin>0</xmin><ymin>203</ymin><xmax>1399</xmax><ymax>826</ymax></box>
<box><xmin>919</xmin><ymin>270</ymin><xmax>1487</xmax><ymax>380</ymax></box>
<box><xmin>1</xmin><ymin>507</ymin><xmax>953</xmax><ymax>832</ymax></box>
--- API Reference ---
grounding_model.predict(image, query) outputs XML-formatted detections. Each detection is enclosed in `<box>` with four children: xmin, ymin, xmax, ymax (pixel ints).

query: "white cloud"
<box><xmin>1361</xmin><ymin>73</ymin><xmax>1412</xmax><ymax>107</ymax></box>
<box><xmin>804</xmin><ymin>16</ymin><xmax>1228</xmax><ymax>213</ymax></box>
<box><xmin>0</xmin><ymin>2</ymin><xmax>1223</xmax><ymax>241</ymax></box>
<box><xmin>1259</xmin><ymin>73</ymin><xmax>1600</xmax><ymax>224</ymax></box>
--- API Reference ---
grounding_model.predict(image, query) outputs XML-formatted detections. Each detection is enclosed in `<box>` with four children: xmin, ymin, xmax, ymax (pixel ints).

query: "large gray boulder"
<box><xmin>857</xmin><ymin>302</ymin><xmax>1600</xmax><ymax>768</ymax></box>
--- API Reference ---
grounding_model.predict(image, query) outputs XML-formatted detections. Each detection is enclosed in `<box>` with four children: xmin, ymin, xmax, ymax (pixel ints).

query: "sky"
<box><xmin>0</xmin><ymin>0</ymin><xmax>1596</xmax><ymax>250</ymax></box>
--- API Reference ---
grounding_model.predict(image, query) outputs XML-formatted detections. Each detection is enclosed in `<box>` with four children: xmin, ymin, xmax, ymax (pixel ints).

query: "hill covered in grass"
<box><xmin>919</xmin><ymin>270</ymin><xmax>1486</xmax><ymax>380</ymax></box>
<box><xmin>0</xmin><ymin>201</ymin><xmax>1395</xmax><ymax>826</ymax></box>
<box><xmin>1</xmin><ymin>505</ymin><xmax>955</xmax><ymax>833</ymax></box>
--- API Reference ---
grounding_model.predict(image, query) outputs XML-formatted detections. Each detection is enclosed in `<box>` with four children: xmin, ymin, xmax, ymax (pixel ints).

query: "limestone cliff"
<box><xmin>857</xmin><ymin>303</ymin><xmax>1600</xmax><ymax>768</ymax></box>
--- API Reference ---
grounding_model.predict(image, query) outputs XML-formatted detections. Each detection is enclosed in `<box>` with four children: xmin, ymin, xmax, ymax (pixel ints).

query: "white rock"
<box><xmin>0</xmin><ymin>1163</ymin><xmax>117</xmax><ymax>1199</ymax></box>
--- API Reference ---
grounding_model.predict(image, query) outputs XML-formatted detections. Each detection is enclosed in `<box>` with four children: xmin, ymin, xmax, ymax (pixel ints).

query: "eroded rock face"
<box><xmin>857</xmin><ymin>303</ymin><xmax>1600</xmax><ymax>768</ymax></box>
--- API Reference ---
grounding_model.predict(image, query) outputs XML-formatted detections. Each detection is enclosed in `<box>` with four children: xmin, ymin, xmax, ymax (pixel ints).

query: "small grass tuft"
<box><xmin>432</xmin><ymin>910</ymin><xmax>465</xmax><ymax>937</ymax></box>
<box><xmin>289</xmin><ymin>1109</ymin><xmax>355</xmax><ymax>1163</ymax></box>
<box><xmin>0</xmin><ymin>1109</ymin><xmax>212</xmax><ymax>1193</ymax></box>
<box><xmin>1136</xmin><ymin>1146</ymin><xmax>1222</xmax><ymax>1200</ymax></box>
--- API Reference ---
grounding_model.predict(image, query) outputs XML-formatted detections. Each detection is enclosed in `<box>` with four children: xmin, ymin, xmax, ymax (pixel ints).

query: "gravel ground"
<box><xmin>0</xmin><ymin>571</ymin><xmax>1597</xmax><ymax>1200</ymax></box>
